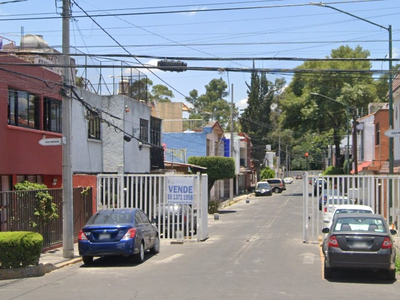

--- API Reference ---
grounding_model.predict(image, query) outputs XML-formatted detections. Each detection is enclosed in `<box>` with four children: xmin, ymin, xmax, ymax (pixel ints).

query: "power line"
<box><xmin>0</xmin><ymin>1</ymin><xmax>375</xmax><ymax>21</ymax></box>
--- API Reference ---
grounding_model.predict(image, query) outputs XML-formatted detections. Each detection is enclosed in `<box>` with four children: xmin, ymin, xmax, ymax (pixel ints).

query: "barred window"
<box><xmin>87</xmin><ymin>110</ymin><xmax>101</xmax><ymax>140</ymax></box>
<box><xmin>140</xmin><ymin>118</ymin><xmax>149</xmax><ymax>142</ymax></box>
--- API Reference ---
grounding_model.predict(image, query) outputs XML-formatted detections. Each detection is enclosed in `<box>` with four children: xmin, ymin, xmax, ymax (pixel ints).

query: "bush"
<box><xmin>0</xmin><ymin>232</ymin><xmax>43</xmax><ymax>268</ymax></box>
<box><xmin>208</xmin><ymin>200</ymin><xmax>220</xmax><ymax>214</ymax></box>
<box><xmin>260</xmin><ymin>167</ymin><xmax>275</xmax><ymax>180</ymax></box>
<box><xmin>322</xmin><ymin>166</ymin><xmax>344</xmax><ymax>175</ymax></box>
<box><xmin>14</xmin><ymin>181</ymin><xmax>59</xmax><ymax>227</ymax></box>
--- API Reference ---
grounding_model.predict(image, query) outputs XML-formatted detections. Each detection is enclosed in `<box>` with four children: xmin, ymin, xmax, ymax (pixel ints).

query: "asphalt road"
<box><xmin>1</xmin><ymin>179</ymin><xmax>400</xmax><ymax>300</ymax></box>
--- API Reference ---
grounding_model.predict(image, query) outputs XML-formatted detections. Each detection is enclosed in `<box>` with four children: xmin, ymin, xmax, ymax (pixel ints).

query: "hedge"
<box><xmin>0</xmin><ymin>232</ymin><xmax>43</xmax><ymax>269</ymax></box>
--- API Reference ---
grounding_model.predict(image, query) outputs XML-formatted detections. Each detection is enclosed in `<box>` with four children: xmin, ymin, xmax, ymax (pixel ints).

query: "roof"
<box><xmin>379</xmin><ymin>160</ymin><xmax>400</xmax><ymax>174</ymax></box>
<box><xmin>350</xmin><ymin>161</ymin><xmax>372</xmax><ymax>174</ymax></box>
<box><xmin>164</xmin><ymin>161</ymin><xmax>207</xmax><ymax>174</ymax></box>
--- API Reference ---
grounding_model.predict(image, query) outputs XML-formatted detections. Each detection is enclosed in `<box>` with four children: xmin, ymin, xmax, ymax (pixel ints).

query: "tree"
<box><xmin>240</xmin><ymin>68</ymin><xmax>285</xmax><ymax>171</ymax></box>
<box><xmin>260</xmin><ymin>167</ymin><xmax>275</xmax><ymax>179</ymax></box>
<box><xmin>129</xmin><ymin>77</ymin><xmax>153</xmax><ymax>101</ymax></box>
<box><xmin>279</xmin><ymin>45</ymin><xmax>378</xmax><ymax>169</ymax></box>
<box><xmin>151</xmin><ymin>84</ymin><xmax>174</xmax><ymax>102</ymax></box>
<box><xmin>187</xmin><ymin>156</ymin><xmax>235</xmax><ymax>195</ymax></box>
<box><xmin>186</xmin><ymin>78</ymin><xmax>236</xmax><ymax>129</ymax></box>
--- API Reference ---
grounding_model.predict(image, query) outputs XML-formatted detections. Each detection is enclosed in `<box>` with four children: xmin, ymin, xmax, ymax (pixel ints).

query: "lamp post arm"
<box><xmin>310</xmin><ymin>3</ymin><xmax>389</xmax><ymax>31</ymax></box>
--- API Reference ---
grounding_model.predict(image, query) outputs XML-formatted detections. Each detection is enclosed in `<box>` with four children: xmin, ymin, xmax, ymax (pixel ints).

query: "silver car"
<box><xmin>322</xmin><ymin>213</ymin><xmax>397</xmax><ymax>280</ymax></box>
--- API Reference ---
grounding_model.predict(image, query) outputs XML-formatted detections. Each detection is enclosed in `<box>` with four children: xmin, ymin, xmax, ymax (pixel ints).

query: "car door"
<box><xmin>138</xmin><ymin>210</ymin><xmax>156</xmax><ymax>248</ymax></box>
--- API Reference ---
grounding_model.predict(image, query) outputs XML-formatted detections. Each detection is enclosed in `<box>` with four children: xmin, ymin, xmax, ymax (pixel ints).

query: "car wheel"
<box><xmin>82</xmin><ymin>256</ymin><xmax>93</xmax><ymax>265</ymax></box>
<box><xmin>387</xmin><ymin>269</ymin><xmax>396</xmax><ymax>280</ymax></box>
<box><xmin>273</xmin><ymin>187</ymin><xmax>280</xmax><ymax>193</ymax></box>
<box><xmin>134</xmin><ymin>241</ymin><xmax>145</xmax><ymax>263</ymax></box>
<box><xmin>150</xmin><ymin>236</ymin><xmax>160</xmax><ymax>254</ymax></box>
<box><xmin>324</xmin><ymin>261</ymin><xmax>332</xmax><ymax>279</ymax></box>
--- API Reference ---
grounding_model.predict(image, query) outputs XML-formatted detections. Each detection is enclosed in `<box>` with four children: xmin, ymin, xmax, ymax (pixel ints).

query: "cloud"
<box><xmin>393</xmin><ymin>47</ymin><xmax>400</xmax><ymax>59</ymax></box>
<box><xmin>122</xmin><ymin>59</ymin><xmax>161</xmax><ymax>76</ymax></box>
<box><xmin>237</xmin><ymin>97</ymin><xmax>248</xmax><ymax>110</ymax></box>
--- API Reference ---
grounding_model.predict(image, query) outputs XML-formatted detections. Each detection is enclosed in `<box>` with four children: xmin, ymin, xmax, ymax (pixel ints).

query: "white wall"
<box><xmin>359</xmin><ymin>114</ymin><xmax>375</xmax><ymax>162</ymax></box>
<box><xmin>102</xmin><ymin>95</ymin><xmax>151</xmax><ymax>173</ymax></box>
<box><xmin>71</xmin><ymin>88</ymin><xmax>103</xmax><ymax>173</ymax></box>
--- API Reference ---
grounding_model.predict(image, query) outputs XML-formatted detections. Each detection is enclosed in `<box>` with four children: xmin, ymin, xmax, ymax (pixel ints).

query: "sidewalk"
<box><xmin>0</xmin><ymin>193</ymin><xmax>252</xmax><ymax>280</ymax></box>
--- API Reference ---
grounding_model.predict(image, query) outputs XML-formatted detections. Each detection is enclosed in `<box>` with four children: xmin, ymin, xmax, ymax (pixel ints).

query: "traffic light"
<box><xmin>157</xmin><ymin>60</ymin><xmax>187</xmax><ymax>72</ymax></box>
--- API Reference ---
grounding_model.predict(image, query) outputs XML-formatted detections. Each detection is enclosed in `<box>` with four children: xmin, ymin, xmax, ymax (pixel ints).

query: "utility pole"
<box><xmin>230</xmin><ymin>84</ymin><xmax>234</xmax><ymax>200</ymax></box>
<box><xmin>352</xmin><ymin>110</ymin><xmax>358</xmax><ymax>175</ymax></box>
<box><xmin>62</xmin><ymin>0</ymin><xmax>74</xmax><ymax>258</ymax></box>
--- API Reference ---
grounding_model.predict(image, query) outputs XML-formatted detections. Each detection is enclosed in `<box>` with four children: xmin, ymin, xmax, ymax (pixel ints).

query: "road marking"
<box><xmin>301</xmin><ymin>252</ymin><xmax>316</xmax><ymax>264</ymax></box>
<box><xmin>154</xmin><ymin>254</ymin><xmax>183</xmax><ymax>264</ymax></box>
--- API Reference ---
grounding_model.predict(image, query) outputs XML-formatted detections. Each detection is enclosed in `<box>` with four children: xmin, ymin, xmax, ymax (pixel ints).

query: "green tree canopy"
<box><xmin>186</xmin><ymin>78</ymin><xmax>237</xmax><ymax>129</ymax></box>
<box><xmin>151</xmin><ymin>84</ymin><xmax>174</xmax><ymax>102</ymax></box>
<box><xmin>279</xmin><ymin>45</ymin><xmax>379</xmax><ymax>169</ymax></box>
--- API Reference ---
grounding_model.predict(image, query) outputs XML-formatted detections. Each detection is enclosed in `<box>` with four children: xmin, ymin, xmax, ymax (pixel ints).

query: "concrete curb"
<box><xmin>220</xmin><ymin>194</ymin><xmax>253</xmax><ymax>209</ymax></box>
<box><xmin>0</xmin><ymin>257</ymin><xmax>83</xmax><ymax>280</ymax></box>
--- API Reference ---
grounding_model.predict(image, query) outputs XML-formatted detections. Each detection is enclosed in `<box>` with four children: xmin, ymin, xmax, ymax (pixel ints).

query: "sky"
<box><xmin>1</xmin><ymin>0</ymin><xmax>400</xmax><ymax>112</ymax></box>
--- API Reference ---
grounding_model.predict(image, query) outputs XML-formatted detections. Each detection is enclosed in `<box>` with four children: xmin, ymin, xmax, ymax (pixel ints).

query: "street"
<box><xmin>1</xmin><ymin>180</ymin><xmax>399</xmax><ymax>300</ymax></box>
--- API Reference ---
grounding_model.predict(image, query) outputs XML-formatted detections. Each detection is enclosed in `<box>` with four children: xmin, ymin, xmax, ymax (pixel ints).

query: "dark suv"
<box><xmin>265</xmin><ymin>178</ymin><xmax>286</xmax><ymax>193</ymax></box>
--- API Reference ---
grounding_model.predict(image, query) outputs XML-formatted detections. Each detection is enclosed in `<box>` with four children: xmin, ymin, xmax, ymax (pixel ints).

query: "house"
<box><xmin>355</xmin><ymin>103</ymin><xmax>389</xmax><ymax>174</ymax></box>
<box><xmin>0</xmin><ymin>35</ymin><xmax>163</xmax><ymax>195</ymax></box>
<box><xmin>0</xmin><ymin>52</ymin><xmax>63</xmax><ymax>191</ymax></box>
<box><xmin>162</xmin><ymin>121</ymin><xmax>225</xmax><ymax>200</ymax></box>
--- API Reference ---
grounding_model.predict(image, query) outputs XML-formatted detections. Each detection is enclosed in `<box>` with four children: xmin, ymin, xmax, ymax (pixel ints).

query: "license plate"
<box><xmin>352</xmin><ymin>241</ymin><xmax>367</xmax><ymax>247</ymax></box>
<box><xmin>98</xmin><ymin>233</ymin><xmax>110</xmax><ymax>240</ymax></box>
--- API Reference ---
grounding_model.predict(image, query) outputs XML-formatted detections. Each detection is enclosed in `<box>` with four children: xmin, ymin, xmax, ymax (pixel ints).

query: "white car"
<box><xmin>283</xmin><ymin>177</ymin><xmax>293</xmax><ymax>184</ymax></box>
<box><xmin>323</xmin><ymin>204</ymin><xmax>374</xmax><ymax>229</ymax></box>
<box><xmin>322</xmin><ymin>196</ymin><xmax>353</xmax><ymax>225</ymax></box>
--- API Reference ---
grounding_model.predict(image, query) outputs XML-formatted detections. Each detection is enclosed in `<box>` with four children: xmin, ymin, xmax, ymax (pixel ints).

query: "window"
<box><xmin>140</xmin><ymin>118</ymin><xmax>148</xmax><ymax>142</ymax></box>
<box><xmin>150</xmin><ymin>116</ymin><xmax>161</xmax><ymax>146</ymax></box>
<box><xmin>43</xmin><ymin>98</ymin><xmax>62</xmax><ymax>133</ymax></box>
<box><xmin>375</xmin><ymin>123</ymin><xmax>380</xmax><ymax>145</ymax></box>
<box><xmin>87</xmin><ymin>109</ymin><xmax>101</xmax><ymax>140</ymax></box>
<box><xmin>8</xmin><ymin>88</ymin><xmax>39</xmax><ymax>129</ymax></box>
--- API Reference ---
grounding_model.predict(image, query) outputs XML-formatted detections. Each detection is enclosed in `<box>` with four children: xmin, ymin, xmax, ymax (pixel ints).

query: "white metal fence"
<box><xmin>97</xmin><ymin>173</ymin><xmax>208</xmax><ymax>242</ymax></box>
<box><xmin>303</xmin><ymin>172</ymin><xmax>400</xmax><ymax>244</ymax></box>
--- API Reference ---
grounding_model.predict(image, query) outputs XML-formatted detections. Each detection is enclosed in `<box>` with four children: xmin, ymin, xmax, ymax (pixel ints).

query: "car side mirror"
<box><xmin>322</xmin><ymin>228</ymin><xmax>330</xmax><ymax>234</ymax></box>
<box><xmin>390</xmin><ymin>229</ymin><xmax>397</xmax><ymax>236</ymax></box>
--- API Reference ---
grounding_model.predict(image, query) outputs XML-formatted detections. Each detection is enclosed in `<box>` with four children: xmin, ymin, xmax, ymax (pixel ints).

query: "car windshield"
<box><xmin>334</xmin><ymin>209</ymin><xmax>372</xmax><ymax>216</ymax></box>
<box><xmin>332</xmin><ymin>216</ymin><xmax>387</xmax><ymax>233</ymax></box>
<box><xmin>327</xmin><ymin>197</ymin><xmax>351</xmax><ymax>205</ymax></box>
<box><xmin>87</xmin><ymin>210</ymin><xmax>132</xmax><ymax>225</ymax></box>
<box><xmin>257</xmin><ymin>183</ymin><xmax>270</xmax><ymax>189</ymax></box>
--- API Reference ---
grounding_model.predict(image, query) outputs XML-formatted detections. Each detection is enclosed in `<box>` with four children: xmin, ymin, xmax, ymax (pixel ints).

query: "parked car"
<box><xmin>265</xmin><ymin>178</ymin><xmax>286</xmax><ymax>193</ymax></box>
<box><xmin>313</xmin><ymin>178</ymin><xmax>327</xmax><ymax>196</ymax></box>
<box><xmin>322</xmin><ymin>213</ymin><xmax>397</xmax><ymax>280</ymax></box>
<box><xmin>155</xmin><ymin>204</ymin><xmax>197</xmax><ymax>238</ymax></box>
<box><xmin>255</xmin><ymin>181</ymin><xmax>272</xmax><ymax>197</ymax></box>
<box><xmin>323</xmin><ymin>204</ymin><xmax>374</xmax><ymax>229</ymax></box>
<box><xmin>323</xmin><ymin>196</ymin><xmax>353</xmax><ymax>219</ymax></box>
<box><xmin>295</xmin><ymin>175</ymin><xmax>303</xmax><ymax>179</ymax></box>
<box><xmin>283</xmin><ymin>177</ymin><xmax>294</xmax><ymax>184</ymax></box>
<box><xmin>78</xmin><ymin>208</ymin><xmax>160</xmax><ymax>265</ymax></box>
<box><xmin>318</xmin><ymin>189</ymin><xmax>342</xmax><ymax>210</ymax></box>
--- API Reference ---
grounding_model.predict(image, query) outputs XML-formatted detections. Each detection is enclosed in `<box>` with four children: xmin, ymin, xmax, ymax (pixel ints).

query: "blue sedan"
<box><xmin>78</xmin><ymin>208</ymin><xmax>160</xmax><ymax>265</ymax></box>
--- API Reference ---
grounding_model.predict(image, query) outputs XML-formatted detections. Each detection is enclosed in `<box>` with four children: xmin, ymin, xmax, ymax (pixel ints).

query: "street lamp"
<box><xmin>310</xmin><ymin>2</ymin><xmax>394</xmax><ymax>174</ymax></box>
<box><xmin>310</xmin><ymin>92</ymin><xmax>350</xmax><ymax>174</ymax></box>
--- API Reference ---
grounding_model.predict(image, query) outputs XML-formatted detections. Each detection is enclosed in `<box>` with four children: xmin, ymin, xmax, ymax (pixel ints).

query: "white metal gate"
<box><xmin>303</xmin><ymin>172</ymin><xmax>400</xmax><ymax>244</ymax></box>
<box><xmin>97</xmin><ymin>173</ymin><xmax>208</xmax><ymax>242</ymax></box>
